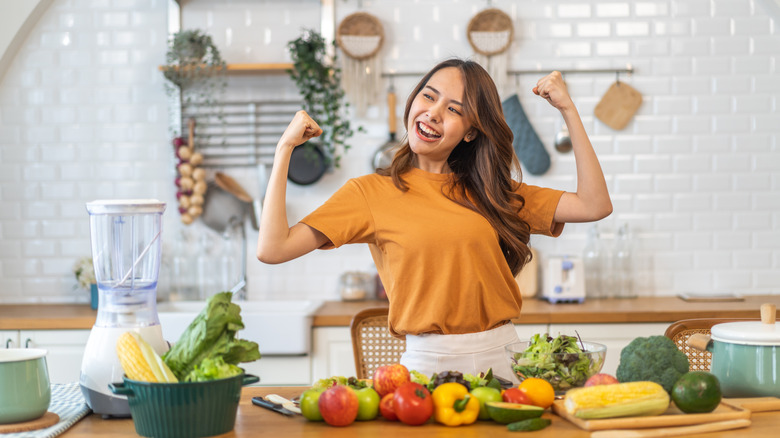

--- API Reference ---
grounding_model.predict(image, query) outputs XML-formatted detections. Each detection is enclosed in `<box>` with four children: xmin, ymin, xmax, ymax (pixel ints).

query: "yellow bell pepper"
<box><xmin>432</xmin><ymin>382</ymin><xmax>480</xmax><ymax>426</ymax></box>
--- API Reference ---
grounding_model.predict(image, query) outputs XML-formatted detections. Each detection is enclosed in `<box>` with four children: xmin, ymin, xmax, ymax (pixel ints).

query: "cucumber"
<box><xmin>507</xmin><ymin>418</ymin><xmax>552</xmax><ymax>432</ymax></box>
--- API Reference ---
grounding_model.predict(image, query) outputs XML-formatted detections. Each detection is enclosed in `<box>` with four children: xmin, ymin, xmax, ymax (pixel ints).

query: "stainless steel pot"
<box><xmin>688</xmin><ymin>303</ymin><xmax>779</xmax><ymax>397</ymax></box>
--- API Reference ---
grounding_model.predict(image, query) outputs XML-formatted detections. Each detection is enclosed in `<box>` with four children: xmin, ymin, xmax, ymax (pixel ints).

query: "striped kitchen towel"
<box><xmin>1</xmin><ymin>382</ymin><xmax>90</xmax><ymax>438</ymax></box>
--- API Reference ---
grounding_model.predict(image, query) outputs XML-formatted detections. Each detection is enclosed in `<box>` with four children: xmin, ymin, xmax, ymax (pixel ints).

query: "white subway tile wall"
<box><xmin>0</xmin><ymin>0</ymin><xmax>777</xmax><ymax>304</ymax></box>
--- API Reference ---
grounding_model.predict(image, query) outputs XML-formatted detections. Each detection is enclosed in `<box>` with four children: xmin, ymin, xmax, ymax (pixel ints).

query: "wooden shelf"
<box><xmin>158</xmin><ymin>63</ymin><xmax>292</xmax><ymax>74</ymax></box>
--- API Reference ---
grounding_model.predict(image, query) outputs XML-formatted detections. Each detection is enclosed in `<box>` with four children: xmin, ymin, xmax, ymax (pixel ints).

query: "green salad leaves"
<box><xmin>162</xmin><ymin>292</ymin><xmax>261</xmax><ymax>382</ymax></box>
<box><xmin>510</xmin><ymin>333</ymin><xmax>600</xmax><ymax>391</ymax></box>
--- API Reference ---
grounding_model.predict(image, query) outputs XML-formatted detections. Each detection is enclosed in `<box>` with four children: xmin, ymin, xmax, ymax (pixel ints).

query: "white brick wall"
<box><xmin>0</xmin><ymin>0</ymin><xmax>778</xmax><ymax>304</ymax></box>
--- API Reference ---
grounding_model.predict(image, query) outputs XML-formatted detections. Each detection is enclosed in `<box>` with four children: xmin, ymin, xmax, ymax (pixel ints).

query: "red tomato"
<box><xmin>392</xmin><ymin>382</ymin><xmax>433</xmax><ymax>426</ymax></box>
<box><xmin>502</xmin><ymin>387</ymin><xmax>532</xmax><ymax>405</ymax></box>
<box><xmin>379</xmin><ymin>392</ymin><xmax>397</xmax><ymax>421</ymax></box>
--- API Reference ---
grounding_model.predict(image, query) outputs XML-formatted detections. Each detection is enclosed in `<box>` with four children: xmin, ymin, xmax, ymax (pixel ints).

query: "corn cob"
<box><xmin>564</xmin><ymin>381</ymin><xmax>669</xmax><ymax>419</ymax></box>
<box><xmin>116</xmin><ymin>331</ymin><xmax>178</xmax><ymax>383</ymax></box>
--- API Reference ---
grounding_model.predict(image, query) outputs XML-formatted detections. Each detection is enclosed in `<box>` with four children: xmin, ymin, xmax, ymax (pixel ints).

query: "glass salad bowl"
<box><xmin>506</xmin><ymin>338</ymin><xmax>606</xmax><ymax>395</ymax></box>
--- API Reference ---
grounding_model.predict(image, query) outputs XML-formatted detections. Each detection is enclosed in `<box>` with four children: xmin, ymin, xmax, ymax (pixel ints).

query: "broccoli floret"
<box><xmin>616</xmin><ymin>335</ymin><xmax>690</xmax><ymax>393</ymax></box>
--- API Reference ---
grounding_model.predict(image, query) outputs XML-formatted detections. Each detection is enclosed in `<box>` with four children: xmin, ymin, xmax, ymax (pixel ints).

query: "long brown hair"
<box><xmin>377</xmin><ymin>58</ymin><xmax>532</xmax><ymax>276</ymax></box>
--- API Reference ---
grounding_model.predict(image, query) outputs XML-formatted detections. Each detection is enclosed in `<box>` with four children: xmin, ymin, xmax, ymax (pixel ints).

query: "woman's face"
<box><xmin>407</xmin><ymin>67</ymin><xmax>474</xmax><ymax>169</ymax></box>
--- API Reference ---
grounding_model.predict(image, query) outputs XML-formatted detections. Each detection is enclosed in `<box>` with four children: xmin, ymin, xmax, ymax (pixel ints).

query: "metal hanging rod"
<box><xmin>382</xmin><ymin>65</ymin><xmax>634</xmax><ymax>78</ymax></box>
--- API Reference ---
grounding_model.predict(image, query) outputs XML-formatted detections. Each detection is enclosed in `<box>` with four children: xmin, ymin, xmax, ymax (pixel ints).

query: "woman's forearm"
<box><xmin>556</xmin><ymin>106</ymin><xmax>613</xmax><ymax>223</ymax></box>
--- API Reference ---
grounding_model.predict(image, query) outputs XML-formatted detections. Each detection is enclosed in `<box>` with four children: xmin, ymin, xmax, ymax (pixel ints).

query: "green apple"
<box><xmin>355</xmin><ymin>387</ymin><xmax>380</xmax><ymax>421</ymax></box>
<box><xmin>470</xmin><ymin>386</ymin><xmax>503</xmax><ymax>420</ymax></box>
<box><xmin>300</xmin><ymin>388</ymin><xmax>325</xmax><ymax>421</ymax></box>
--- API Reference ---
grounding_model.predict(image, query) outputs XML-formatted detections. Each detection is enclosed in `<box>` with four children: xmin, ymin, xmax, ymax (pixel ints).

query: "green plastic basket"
<box><xmin>109</xmin><ymin>373</ymin><xmax>259</xmax><ymax>438</ymax></box>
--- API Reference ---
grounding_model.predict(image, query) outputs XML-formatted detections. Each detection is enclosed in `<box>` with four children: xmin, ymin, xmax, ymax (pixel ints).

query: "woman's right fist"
<box><xmin>278</xmin><ymin>110</ymin><xmax>323</xmax><ymax>149</ymax></box>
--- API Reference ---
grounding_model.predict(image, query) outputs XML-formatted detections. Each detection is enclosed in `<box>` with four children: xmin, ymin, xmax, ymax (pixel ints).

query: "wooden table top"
<box><xmin>1</xmin><ymin>295</ymin><xmax>777</xmax><ymax>330</ymax></box>
<box><xmin>61</xmin><ymin>386</ymin><xmax>780</xmax><ymax>438</ymax></box>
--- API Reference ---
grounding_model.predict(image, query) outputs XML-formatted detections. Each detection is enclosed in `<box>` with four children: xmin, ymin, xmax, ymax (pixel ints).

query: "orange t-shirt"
<box><xmin>301</xmin><ymin>168</ymin><xmax>564</xmax><ymax>336</ymax></box>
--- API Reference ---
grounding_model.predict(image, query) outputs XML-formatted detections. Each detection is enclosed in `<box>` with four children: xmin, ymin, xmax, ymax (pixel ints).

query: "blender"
<box><xmin>80</xmin><ymin>199</ymin><xmax>168</xmax><ymax>417</ymax></box>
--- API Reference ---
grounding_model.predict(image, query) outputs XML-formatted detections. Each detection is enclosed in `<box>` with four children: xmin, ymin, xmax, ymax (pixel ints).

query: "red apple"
<box><xmin>379</xmin><ymin>392</ymin><xmax>397</xmax><ymax>421</ymax></box>
<box><xmin>318</xmin><ymin>385</ymin><xmax>359</xmax><ymax>427</ymax></box>
<box><xmin>584</xmin><ymin>373</ymin><xmax>620</xmax><ymax>387</ymax></box>
<box><xmin>372</xmin><ymin>364</ymin><xmax>411</xmax><ymax>397</ymax></box>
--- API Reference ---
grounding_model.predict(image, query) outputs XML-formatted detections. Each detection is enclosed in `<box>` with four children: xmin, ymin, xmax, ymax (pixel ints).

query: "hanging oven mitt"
<box><xmin>502</xmin><ymin>94</ymin><xmax>550</xmax><ymax>175</ymax></box>
<box><xmin>594</xmin><ymin>81</ymin><xmax>643</xmax><ymax>130</ymax></box>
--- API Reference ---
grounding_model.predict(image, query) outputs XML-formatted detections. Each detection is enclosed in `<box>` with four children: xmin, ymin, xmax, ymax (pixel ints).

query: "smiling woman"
<box><xmin>256</xmin><ymin>58</ymin><xmax>611</xmax><ymax>382</ymax></box>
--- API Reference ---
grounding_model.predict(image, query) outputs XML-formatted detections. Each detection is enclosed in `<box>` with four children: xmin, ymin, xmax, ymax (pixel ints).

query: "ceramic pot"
<box><xmin>0</xmin><ymin>349</ymin><xmax>51</xmax><ymax>424</ymax></box>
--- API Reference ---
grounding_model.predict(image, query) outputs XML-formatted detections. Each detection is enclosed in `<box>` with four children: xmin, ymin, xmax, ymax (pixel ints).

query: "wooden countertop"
<box><xmin>312</xmin><ymin>295</ymin><xmax>779</xmax><ymax>326</ymax></box>
<box><xmin>61</xmin><ymin>386</ymin><xmax>780</xmax><ymax>437</ymax></box>
<box><xmin>1</xmin><ymin>296</ymin><xmax>777</xmax><ymax>330</ymax></box>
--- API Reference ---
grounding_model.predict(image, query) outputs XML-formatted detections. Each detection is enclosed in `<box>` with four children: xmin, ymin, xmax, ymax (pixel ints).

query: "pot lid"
<box><xmin>711</xmin><ymin>303</ymin><xmax>780</xmax><ymax>346</ymax></box>
<box><xmin>711</xmin><ymin>322</ymin><xmax>780</xmax><ymax>346</ymax></box>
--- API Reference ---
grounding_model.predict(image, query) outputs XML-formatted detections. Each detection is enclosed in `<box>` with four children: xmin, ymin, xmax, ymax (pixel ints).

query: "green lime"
<box><xmin>671</xmin><ymin>371</ymin><xmax>722</xmax><ymax>414</ymax></box>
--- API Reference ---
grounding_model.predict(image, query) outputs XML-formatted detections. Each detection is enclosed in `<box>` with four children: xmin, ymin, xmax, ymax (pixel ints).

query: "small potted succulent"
<box><xmin>73</xmin><ymin>256</ymin><xmax>98</xmax><ymax>309</ymax></box>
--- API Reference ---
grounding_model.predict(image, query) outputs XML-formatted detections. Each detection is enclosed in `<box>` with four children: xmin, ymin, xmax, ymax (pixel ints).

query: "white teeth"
<box><xmin>417</xmin><ymin>122</ymin><xmax>440</xmax><ymax>138</ymax></box>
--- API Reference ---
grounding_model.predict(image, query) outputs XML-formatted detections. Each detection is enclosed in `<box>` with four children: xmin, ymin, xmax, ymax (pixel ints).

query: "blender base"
<box><xmin>80</xmin><ymin>385</ymin><xmax>131</xmax><ymax>418</ymax></box>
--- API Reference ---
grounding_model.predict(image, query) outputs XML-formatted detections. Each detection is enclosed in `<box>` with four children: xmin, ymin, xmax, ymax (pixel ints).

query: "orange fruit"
<box><xmin>517</xmin><ymin>378</ymin><xmax>555</xmax><ymax>409</ymax></box>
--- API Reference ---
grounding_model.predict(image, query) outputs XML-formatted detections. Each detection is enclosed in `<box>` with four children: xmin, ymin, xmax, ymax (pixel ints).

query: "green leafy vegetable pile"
<box><xmin>162</xmin><ymin>291</ymin><xmax>261</xmax><ymax>382</ymax></box>
<box><xmin>510</xmin><ymin>333</ymin><xmax>603</xmax><ymax>391</ymax></box>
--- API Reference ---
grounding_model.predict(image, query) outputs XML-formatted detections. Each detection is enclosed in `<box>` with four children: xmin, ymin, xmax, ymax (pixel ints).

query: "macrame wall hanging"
<box><xmin>467</xmin><ymin>8</ymin><xmax>514</xmax><ymax>97</ymax></box>
<box><xmin>336</xmin><ymin>12</ymin><xmax>384</xmax><ymax>117</ymax></box>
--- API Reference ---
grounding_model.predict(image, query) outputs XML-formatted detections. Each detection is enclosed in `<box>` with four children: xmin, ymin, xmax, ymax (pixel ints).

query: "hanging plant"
<box><xmin>161</xmin><ymin>29</ymin><xmax>227</xmax><ymax>136</ymax></box>
<box><xmin>287</xmin><ymin>29</ymin><xmax>358</xmax><ymax>168</ymax></box>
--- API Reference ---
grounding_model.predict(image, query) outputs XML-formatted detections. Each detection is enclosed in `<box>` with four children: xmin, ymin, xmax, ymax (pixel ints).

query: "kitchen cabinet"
<box><xmin>21</xmin><ymin>329</ymin><xmax>91</xmax><ymax>384</ymax></box>
<box><xmin>241</xmin><ymin>356</ymin><xmax>312</xmax><ymax>387</ymax></box>
<box><xmin>311</xmin><ymin>327</ymin><xmax>356</xmax><ymax>380</ymax></box>
<box><xmin>2</xmin><ymin>330</ymin><xmax>19</xmax><ymax>348</ymax></box>
<box><xmin>0</xmin><ymin>329</ymin><xmax>90</xmax><ymax>384</ymax></box>
<box><xmin>547</xmin><ymin>323</ymin><xmax>670</xmax><ymax>376</ymax></box>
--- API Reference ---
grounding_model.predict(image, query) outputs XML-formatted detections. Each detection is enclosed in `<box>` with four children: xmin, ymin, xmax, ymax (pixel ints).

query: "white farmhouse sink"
<box><xmin>156</xmin><ymin>300</ymin><xmax>323</xmax><ymax>355</ymax></box>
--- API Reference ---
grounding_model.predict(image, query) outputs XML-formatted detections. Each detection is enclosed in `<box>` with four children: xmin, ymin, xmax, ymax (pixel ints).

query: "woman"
<box><xmin>257</xmin><ymin>59</ymin><xmax>612</xmax><ymax>381</ymax></box>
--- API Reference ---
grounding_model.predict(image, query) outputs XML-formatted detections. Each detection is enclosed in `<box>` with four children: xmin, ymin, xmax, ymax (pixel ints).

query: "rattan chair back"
<box><xmin>664</xmin><ymin>318</ymin><xmax>755</xmax><ymax>371</ymax></box>
<box><xmin>350</xmin><ymin>307</ymin><xmax>406</xmax><ymax>380</ymax></box>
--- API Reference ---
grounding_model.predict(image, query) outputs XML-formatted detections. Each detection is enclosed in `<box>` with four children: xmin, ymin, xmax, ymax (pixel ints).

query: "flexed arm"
<box><xmin>533</xmin><ymin>72</ymin><xmax>613</xmax><ymax>223</ymax></box>
<box><xmin>256</xmin><ymin>111</ymin><xmax>330</xmax><ymax>264</ymax></box>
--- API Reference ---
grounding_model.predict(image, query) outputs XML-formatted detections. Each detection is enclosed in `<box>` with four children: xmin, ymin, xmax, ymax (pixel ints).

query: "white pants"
<box><xmin>400</xmin><ymin>323</ymin><xmax>520</xmax><ymax>384</ymax></box>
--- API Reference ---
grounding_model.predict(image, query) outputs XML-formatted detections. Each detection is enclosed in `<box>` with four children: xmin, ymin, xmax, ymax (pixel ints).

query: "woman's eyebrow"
<box><xmin>424</xmin><ymin>85</ymin><xmax>463</xmax><ymax>106</ymax></box>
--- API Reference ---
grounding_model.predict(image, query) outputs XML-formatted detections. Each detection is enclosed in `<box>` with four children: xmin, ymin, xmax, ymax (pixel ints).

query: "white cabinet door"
<box><xmin>311</xmin><ymin>327</ymin><xmax>356</xmax><ymax>381</ymax></box>
<box><xmin>20</xmin><ymin>330</ymin><xmax>91</xmax><ymax>384</ymax></box>
<box><xmin>1</xmin><ymin>331</ymin><xmax>19</xmax><ymax>349</ymax></box>
<box><xmin>240</xmin><ymin>356</ymin><xmax>312</xmax><ymax>387</ymax></box>
<box><xmin>547</xmin><ymin>323</ymin><xmax>671</xmax><ymax>376</ymax></box>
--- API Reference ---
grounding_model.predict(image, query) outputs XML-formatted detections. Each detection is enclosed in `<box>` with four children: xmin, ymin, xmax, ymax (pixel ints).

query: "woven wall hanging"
<box><xmin>467</xmin><ymin>8</ymin><xmax>514</xmax><ymax>97</ymax></box>
<box><xmin>337</xmin><ymin>12</ymin><xmax>384</xmax><ymax>117</ymax></box>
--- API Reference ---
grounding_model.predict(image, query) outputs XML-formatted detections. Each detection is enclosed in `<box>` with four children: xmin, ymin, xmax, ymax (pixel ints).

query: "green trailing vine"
<box><xmin>287</xmin><ymin>29</ymin><xmax>357</xmax><ymax>168</ymax></box>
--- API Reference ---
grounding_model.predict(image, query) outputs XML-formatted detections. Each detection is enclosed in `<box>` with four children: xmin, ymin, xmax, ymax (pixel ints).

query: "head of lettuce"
<box><xmin>162</xmin><ymin>292</ymin><xmax>261</xmax><ymax>382</ymax></box>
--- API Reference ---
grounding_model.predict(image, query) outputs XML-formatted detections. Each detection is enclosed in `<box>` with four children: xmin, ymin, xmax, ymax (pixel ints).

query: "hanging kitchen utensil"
<box><xmin>372</xmin><ymin>84</ymin><xmax>397</xmax><ymax>169</ymax></box>
<box><xmin>200</xmin><ymin>181</ymin><xmax>246</xmax><ymax>233</ymax></box>
<box><xmin>554</xmin><ymin>118</ymin><xmax>572</xmax><ymax>153</ymax></box>
<box><xmin>594</xmin><ymin>79</ymin><xmax>643</xmax><ymax>130</ymax></box>
<box><xmin>554</xmin><ymin>78</ymin><xmax>573</xmax><ymax>153</ymax></box>
<box><xmin>467</xmin><ymin>8</ymin><xmax>513</xmax><ymax>97</ymax></box>
<box><xmin>337</xmin><ymin>12</ymin><xmax>384</xmax><ymax>117</ymax></box>
<box><xmin>288</xmin><ymin>143</ymin><xmax>327</xmax><ymax>186</ymax></box>
<box><xmin>215</xmin><ymin>172</ymin><xmax>252</xmax><ymax>203</ymax></box>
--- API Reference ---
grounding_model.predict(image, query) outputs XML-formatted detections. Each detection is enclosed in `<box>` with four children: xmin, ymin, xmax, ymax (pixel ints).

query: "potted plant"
<box><xmin>73</xmin><ymin>256</ymin><xmax>97</xmax><ymax>309</ymax></box>
<box><xmin>161</xmin><ymin>29</ymin><xmax>227</xmax><ymax>134</ymax></box>
<box><xmin>287</xmin><ymin>29</ymin><xmax>358</xmax><ymax>168</ymax></box>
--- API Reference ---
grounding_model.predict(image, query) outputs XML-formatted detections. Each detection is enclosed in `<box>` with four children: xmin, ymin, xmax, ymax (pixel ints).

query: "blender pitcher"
<box><xmin>80</xmin><ymin>199</ymin><xmax>168</xmax><ymax>417</ymax></box>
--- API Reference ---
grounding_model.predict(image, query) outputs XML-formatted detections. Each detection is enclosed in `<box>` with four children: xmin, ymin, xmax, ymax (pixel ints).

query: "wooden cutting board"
<box><xmin>552</xmin><ymin>399</ymin><xmax>750</xmax><ymax>431</ymax></box>
<box><xmin>594</xmin><ymin>81</ymin><xmax>643</xmax><ymax>130</ymax></box>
